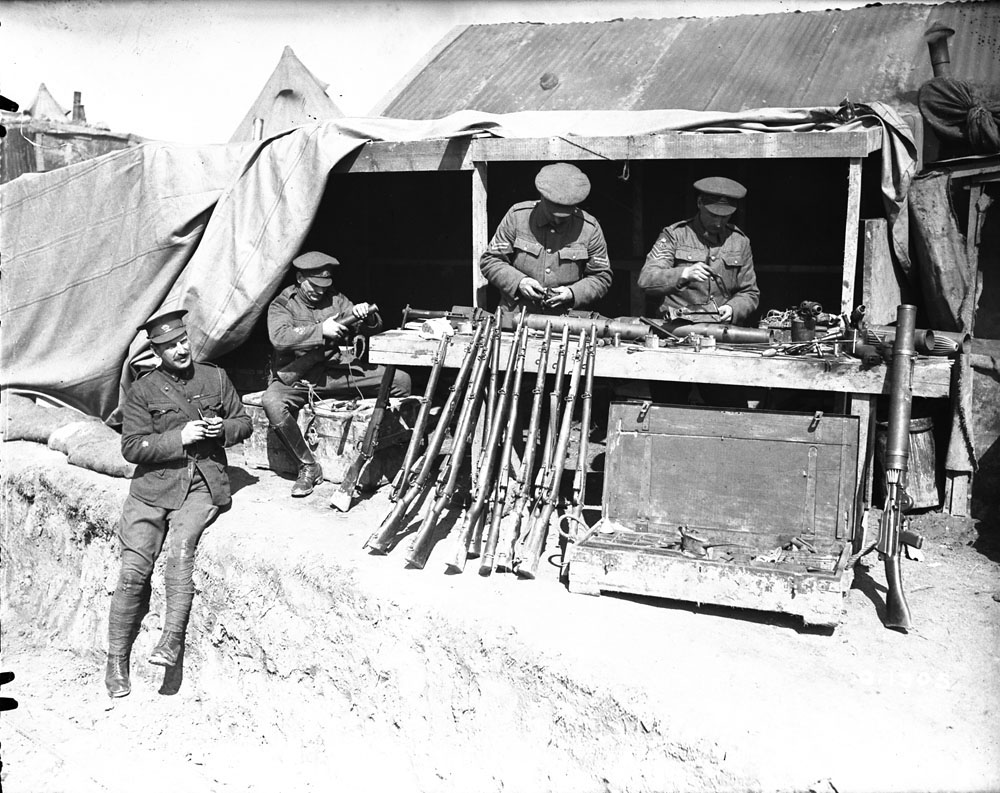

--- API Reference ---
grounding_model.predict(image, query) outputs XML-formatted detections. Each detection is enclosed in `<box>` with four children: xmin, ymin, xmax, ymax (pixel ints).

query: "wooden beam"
<box><xmin>470</xmin><ymin>130</ymin><xmax>881</xmax><ymax>162</ymax></box>
<box><xmin>472</xmin><ymin>162</ymin><xmax>489</xmax><ymax>308</ymax></box>
<box><xmin>840</xmin><ymin>157</ymin><xmax>863</xmax><ymax>315</ymax></box>
<box><xmin>330</xmin><ymin>127</ymin><xmax>884</xmax><ymax>174</ymax></box>
<box><xmin>332</xmin><ymin>138</ymin><xmax>473</xmax><ymax>173</ymax></box>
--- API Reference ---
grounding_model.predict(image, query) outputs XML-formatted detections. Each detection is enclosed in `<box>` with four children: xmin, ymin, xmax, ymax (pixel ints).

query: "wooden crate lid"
<box><xmin>602</xmin><ymin>402</ymin><xmax>859</xmax><ymax>543</ymax></box>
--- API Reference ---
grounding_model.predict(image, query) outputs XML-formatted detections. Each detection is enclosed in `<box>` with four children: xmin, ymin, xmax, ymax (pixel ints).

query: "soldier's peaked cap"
<box><xmin>292</xmin><ymin>251</ymin><xmax>340</xmax><ymax>286</ymax></box>
<box><xmin>535</xmin><ymin>162</ymin><xmax>591</xmax><ymax>206</ymax></box>
<box><xmin>139</xmin><ymin>309</ymin><xmax>188</xmax><ymax>344</ymax></box>
<box><xmin>694</xmin><ymin>176</ymin><xmax>746</xmax><ymax>216</ymax></box>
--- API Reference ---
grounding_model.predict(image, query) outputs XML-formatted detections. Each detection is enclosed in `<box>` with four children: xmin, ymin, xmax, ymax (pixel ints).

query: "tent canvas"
<box><xmin>230</xmin><ymin>46</ymin><xmax>344</xmax><ymax>143</ymax></box>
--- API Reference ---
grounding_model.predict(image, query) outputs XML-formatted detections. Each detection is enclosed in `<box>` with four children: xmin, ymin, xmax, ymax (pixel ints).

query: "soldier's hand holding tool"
<box><xmin>181</xmin><ymin>420</ymin><xmax>211</xmax><ymax>445</ymax></box>
<box><xmin>200</xmin><ymin>415</ymin><xmax>224</xmax><ymax>439</ymax></box>
<box><xmin>517</xmin><ymin>277</ymin><xmax>547</xmax><ymax>303</ymax></box>
<box><xmin>542</xmin><ymin>285</ymin><xmax>574</xmax><ymax>310</ymax></box>
<box><xmin>351</xmin><ymin>302</ymin><xmax>372</xmax><ymax>321</ymax></box>
<box><xmin>680</xmin><ymin>263</ymin><xmax>713</xmax><ymax>285</ymax></box>
<box><xmin>717</xmin><ymin>304</ymin><xmax>734</xmax><ymax>323</ymax></box>
<box><xmin>322</xmin><ymin>315</ymin><xmax>350</xmax><ymax>340</ymax></box>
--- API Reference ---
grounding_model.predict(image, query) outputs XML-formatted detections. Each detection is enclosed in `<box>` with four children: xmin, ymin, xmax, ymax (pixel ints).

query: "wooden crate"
<box><xmin>569</xmin><ymin>402</ymin><xmax>859</xmax><ymax>627</ymax></box>
<box><xmin>241</xmin><ymin>392</ymin><xmax>415</xmax><ymax>487</ymax></box>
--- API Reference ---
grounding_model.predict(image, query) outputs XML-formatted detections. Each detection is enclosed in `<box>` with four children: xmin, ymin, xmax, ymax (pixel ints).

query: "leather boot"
<box><xmin>105</xmin><ymin>654</ymin><xmax>131</xmax><ymax>697</ymax></box>
<box><xmin>149</xmin><ymin>630</ymin><xmax>185</xmax><ymax>667</ymax></box>
<box><xmin>105</xmin><ymin>572</ymin><xmax>148</xmax><ymax>698</ymax></box>
<box><xmin>271</xmin><ymin>416</ymin><xmax>324</xmax><ymax>497</ymax></box>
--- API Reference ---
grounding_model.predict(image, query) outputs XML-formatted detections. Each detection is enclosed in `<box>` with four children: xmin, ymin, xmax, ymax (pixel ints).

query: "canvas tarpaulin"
<box><xmin>1</xmin><ymin>106</ymin><xmax>916</xmax><ymax>420</ymax></box>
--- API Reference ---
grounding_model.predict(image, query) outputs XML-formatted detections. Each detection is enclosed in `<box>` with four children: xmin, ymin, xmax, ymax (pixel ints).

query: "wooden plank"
<box><xmin>332</xmin><ymin>139</ymin><xmax>473</xmax><ymax>173</ymax></box>
<box><xmin>861</xmin><ymin>219</ymin><xmax>903</xmax><ymax>325</ymax></box>
<box><xmin>840</xmin><ymin>157</ymin><xmax>863</xmax><ymax>315</ymax></box>
<box><xmin>370</xmin><ymin>330</ymin><xmax>953</xmax><ymax>397</ymax></box>
<box><xmin>472</xmin><ymin>162</ymin><xmax>489</xmax><ymax>308</ymax></box>
<box><xmin>470</xmin><ymin>130</ymin><xmax>881</xmax><ymax>161</ymax></box>
<box><xmin>848</xmin><ymin>394</ymin><xmax>876</xmax><ymax>552</ymax></box>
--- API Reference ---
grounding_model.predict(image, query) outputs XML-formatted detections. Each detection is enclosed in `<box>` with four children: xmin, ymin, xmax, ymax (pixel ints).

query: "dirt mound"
<box><xmin>3</xmin><ymin>440</ymin><xmax>999</xmax><ymax>793</ymax></box>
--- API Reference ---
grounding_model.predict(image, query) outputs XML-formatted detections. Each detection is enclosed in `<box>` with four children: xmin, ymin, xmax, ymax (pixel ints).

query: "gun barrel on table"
<box><xmin>876</xmin><ymin>303</ymin><xmax>924</xmax><ymax>632</ymax></box>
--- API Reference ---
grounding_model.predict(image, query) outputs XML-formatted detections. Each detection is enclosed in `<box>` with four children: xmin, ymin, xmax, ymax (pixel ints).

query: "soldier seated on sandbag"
<box><xmin>262</xmin><ymin>251</ymin><xmax>411</xmax><ymax>498</ymax></box>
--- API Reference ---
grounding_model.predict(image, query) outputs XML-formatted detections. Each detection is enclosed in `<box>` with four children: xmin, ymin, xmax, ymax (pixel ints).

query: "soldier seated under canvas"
<box><xmin>261</xmin><ymin>251</ymin><xmax>411</xmax><ymax>497</ymax></box>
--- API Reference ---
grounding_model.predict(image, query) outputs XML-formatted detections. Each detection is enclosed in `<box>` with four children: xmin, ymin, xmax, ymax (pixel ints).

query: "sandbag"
<box><xmin>47</xmin><ymin>420</ymin><xmax>107</xmax><ymax>453</ymax></box>
<box><xmin>2</xmin><ymin>394</ymin><xmax>84</xmax><ymax>443</ymax></box>
<box><xmin>67</xmin><ymin>437</ymin><xmax>135</xmax><ymax>479</ymax></box>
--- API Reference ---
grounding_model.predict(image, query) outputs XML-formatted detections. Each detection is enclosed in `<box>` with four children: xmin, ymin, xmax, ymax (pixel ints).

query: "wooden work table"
<box><xmin>369</xmin><ymin>329</ymin><xmax>952</xmax><ymax>398</ymax></box>
<box><xmin>369</xmin><ymin>329</ymin><xmax>957</xmax><ymax>531</ymax></box>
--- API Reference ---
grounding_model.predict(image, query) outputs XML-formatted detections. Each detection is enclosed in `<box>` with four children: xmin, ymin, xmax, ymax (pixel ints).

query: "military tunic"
<box><xmin>121</xmin><ymin>362</ymin><xmax>252</xmax><ymax>509</ymax></box>
<box><xmin>638</xmin><ymin>215</ymin><xmax>760</xmax><ymax>325</ymax></box>
<box><xmin>267</xmin><ymin>283</ymin><xmax>381</xmax><ymax>386</ymax></box>
<box><xmin>479</xmin><ymin>201</ymin><xmax>612</xmax><ymax>314</ymax></box>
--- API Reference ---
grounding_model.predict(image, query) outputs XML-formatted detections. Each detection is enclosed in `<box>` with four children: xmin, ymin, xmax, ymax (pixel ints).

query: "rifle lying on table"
<box><xmin>876</xmin><ymin>303</ymin><xmax>925</xmax><ymax>632</ymax></box>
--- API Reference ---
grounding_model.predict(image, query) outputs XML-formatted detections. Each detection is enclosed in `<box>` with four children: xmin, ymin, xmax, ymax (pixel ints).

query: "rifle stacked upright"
<box><xmin>365</xmin><ymin>309</ymin><xmax>603</xmax><ymax>579</ymax></box>
<box><xmin>876</xmin><ymin>303</ymin><xmax>925</xmax><ymax>632</ymax></box>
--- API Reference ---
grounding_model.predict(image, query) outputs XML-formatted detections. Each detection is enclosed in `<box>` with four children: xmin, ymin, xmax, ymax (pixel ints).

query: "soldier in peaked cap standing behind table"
<box><xmin>105</xmin><ymin>310</ymin><xmax>252</xmax><ymax>698</ymax></box>
<box><xmin>262</xmin><ymin>251</ymin><xmax>411</xmax><ymax>498</ymax></box>
<box><xmin>638</xmin><ymin>176</ymin><xmax>759</xmax><ymax>326</ymax></box>
<box><xmin>638</xmin><ymin>177</ymin><xmax>761</xmax><ymax>407</ymax></box>
<box><xmin>479</xmin><ymin>162</ymin><xmax>612</xmax><ymax>315</ymax></box>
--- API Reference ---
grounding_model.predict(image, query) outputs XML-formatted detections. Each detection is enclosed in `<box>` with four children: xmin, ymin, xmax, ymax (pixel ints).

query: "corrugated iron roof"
<box><xmin>379</xmin><ymin>1</ymin><xmax>1000</xmax><ymax>118</ymax></box>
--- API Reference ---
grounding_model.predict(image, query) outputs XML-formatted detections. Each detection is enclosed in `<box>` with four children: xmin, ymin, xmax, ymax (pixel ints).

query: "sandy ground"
<box><xmin>2</xmin><ymin>440</ymin><xmax>1000</xmax><ymax>793</ymax></box>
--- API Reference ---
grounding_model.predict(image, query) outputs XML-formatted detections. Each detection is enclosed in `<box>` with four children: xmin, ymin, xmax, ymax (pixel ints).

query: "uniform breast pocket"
<box><xmin>557</xmin><ymin>244</ymin><xmax>588</xmax><ymax>280</ymax></box>
<box><xmin>513</xmin><ymin>235</ymin><xmax>543</xmax><ymax>260</ymax></box>
<box><xmin>197</xmin><ymin>395</ymin><xmax>224</xmax><ymax>419</ymax></box>
<box><xmin>674</xmin><ymin>247</ymin><xmax>705</xmax><ymax>267</ymax></box>
<box><xmin>148</xmin><ymin>404</ymin><xmax>181</xmax><ymax>433</ymax></box>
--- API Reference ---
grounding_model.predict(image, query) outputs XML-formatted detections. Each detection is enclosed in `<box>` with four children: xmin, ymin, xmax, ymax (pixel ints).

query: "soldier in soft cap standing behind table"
<box><xmin>105</xmin><ymin>309</ymin><xmax>252</xmax><ymax>698</ymax></box>
<box><xmin>479</xmin><ymin>162</ymin><xmax>612</xmax><ymax>315</ymax></box>
<box><xmin>262</xmin><ymin>251</ymin><xmax>411</xmax><ymax>498</ymax></box>
<box><xmin>638</xmin><ymin>177</ymin><xmax>760</xmax><ymax>407</ymax></box>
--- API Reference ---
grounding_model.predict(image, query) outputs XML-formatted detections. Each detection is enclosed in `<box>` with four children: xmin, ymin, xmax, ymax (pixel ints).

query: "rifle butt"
<box><xmin>404</xmin><ymin>495</ymin><xmax>448</xmax><ymax>569</ymax></box>
<box><xmin>364</xmin><ymin>491</ymin><xmax>415</xmax><ymax>554</ymax></box>
<box><xmin>515</xmin><ymin>502</ymin><xmax>554</xmax><ymax>580</ymax></box>
<box><xmin>883</xmin><ymin>552</ymin><xmax>913</xmax><ymax>631</ymax></box>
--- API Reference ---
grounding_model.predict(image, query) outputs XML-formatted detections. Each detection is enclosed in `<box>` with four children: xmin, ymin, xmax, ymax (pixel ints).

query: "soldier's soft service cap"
<box><xmin>694</xmin><ymin>176</ymin><xmax>747</xmax><ymax>216</ymax></box>
<box><xmin>535</xmin><ymin>162</ymin><xmax>591</xmax><ymax>206</ymax></box>
<box><xmin>292</xmin><ymin>251</ymin><xmax>340</xmax><ymax>287</ymax></box>
<box><xmin>139</xmin><ymin>309</ymin><xmax>188</xmax><ymax>344</ymax></box>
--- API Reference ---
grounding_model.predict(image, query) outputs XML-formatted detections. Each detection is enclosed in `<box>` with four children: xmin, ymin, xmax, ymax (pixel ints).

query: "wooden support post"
<box><xmin>472</xmin><ymin>161</ymin><xmax>488</xmax><ymax>309</ymax></box>
<box><xmin>849</xmin><ymin>393</ymin><xmax>876</xmax><ymax>554</ymax></box>
<box><xmin>630</xmin><ymin>166</ymin><xmax>646</xmax><ymax>317</ymax></box>
<box><xmin>840</xmin><ymin>157</ymin><xmax>863</xmax><ymax>316</ymax></box>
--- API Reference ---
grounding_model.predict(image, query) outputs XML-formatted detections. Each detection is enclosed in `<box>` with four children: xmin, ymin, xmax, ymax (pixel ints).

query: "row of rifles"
<box><xmin>364</xmin><ymin>307</ymin><xmax>598</xmax><ymax>578</ymax></box>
